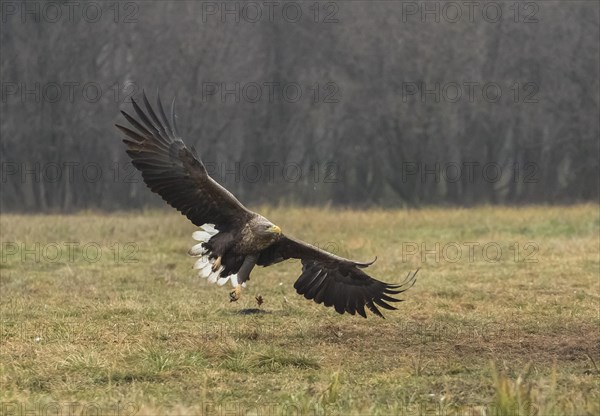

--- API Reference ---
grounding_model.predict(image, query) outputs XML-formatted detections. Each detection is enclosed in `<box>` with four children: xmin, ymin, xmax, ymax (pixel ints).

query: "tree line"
<box><xmin>1</xmin><ymin>1</ymin><xmax>598</xmax><ymax>212</ymax></box>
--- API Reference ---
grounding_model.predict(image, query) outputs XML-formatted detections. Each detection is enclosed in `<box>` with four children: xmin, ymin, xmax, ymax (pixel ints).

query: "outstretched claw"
<box><xmin>229</xmin><ymin>285</ymin><xmax>241</xmax><ymax>302</ymax></box>
<box><xmin>212</xmin><ymin>256</ymin><xmax>222</xmax><ymax>272</ymax></box>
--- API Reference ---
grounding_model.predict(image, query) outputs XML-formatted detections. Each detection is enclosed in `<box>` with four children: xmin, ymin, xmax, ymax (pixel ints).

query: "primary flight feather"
<box><xmin>115</xmin><ymin>91</ymin><xmax>417</xmax><ymax>318</ymax></box>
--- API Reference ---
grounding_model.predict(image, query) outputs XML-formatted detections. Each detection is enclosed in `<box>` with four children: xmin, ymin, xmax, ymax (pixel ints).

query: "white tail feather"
<box><xmin>208</xmin><ymin>270</ymin><xmax>220</xmax><ymax>283</ymax></box>
<box><xmin>191</xmin><ymin>224</ymin><xmax>219</xmax><ymax>244</ymax></box>
<box><xmin>194</xmin><ymin>255</ymin><xmax>210</xmax><ymax>270</ymax></box>
<box><xmin>200</xmin><ymin>262</ymin><xmax>213</xmax><ymax>278</ymax></box>
<box><xmin>192</xmin><ymin>231</ymin><xmax>212</xmax><ymax>243</ymax></box>
<box><xmin>189</xmin><ymin>243</ymin><xmax>207</xmax><ymax>256</ymax></box>
<box><xmin>191</xmin><ymin>224</ymin><xmax>245</xmax><ymax>289</ymax></box>
<box><xmin>201</xmin><ymin>224</ymin><xmax>218</xmax><ymax>234</ymax></box>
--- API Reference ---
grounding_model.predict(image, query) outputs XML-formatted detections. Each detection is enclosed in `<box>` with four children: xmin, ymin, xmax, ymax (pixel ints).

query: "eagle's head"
<box><xmin>263</xmin><ymin>223</ymin><xmax>282</xmax><ymax>235</ymax></box>
<box><xmin>252</xmin><ymin>216</ymin><xmax>282</xmax><ymax>243</ymax></box>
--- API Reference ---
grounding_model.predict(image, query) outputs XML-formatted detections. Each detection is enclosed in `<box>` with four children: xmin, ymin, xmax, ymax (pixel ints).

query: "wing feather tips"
<box><xmin>373</xmin><ymin>298</ymin><xmax>397</xmax><ymax>311</ymax></box>
<box><xmin>292</xmin><ymin>262</ymin><xmax>418</xmax><ymax>318</ymax></box>
<box><xmin>115</xmin><ymin>124</ymin><xmax>144</xmax><ymax>143</ymax></box>
<box><xmin>156</xmin><ymin>91</ymin><xmax>174</xmax><ymax>137</ymax></box>
<box><xmin>119</xmin><ymin>110</ymin><xmax>154</xmax><ymax>138</ymax></box>
<box><xmin>334</xmin><ymin>302</ymin><xmax>346</xmax><ymax>315</ymax></box>
<box><xmin>130</xmin><ymin>93</ymin><xmax>173</xmax><ymax>148</ymax></box>
<box><xmin>131</xmin><ymin>97</ymin><xmax>159</xmax><ymax>135</ymax></box>
<box><xmin>345</xmin><ymin>287</ymin><xmax>360</xmax><ymax>316</ymax></box>
<box><xmin>170</xmin><ymin>96</ymin><xmax>181</xmax><ymax>137</ymax></box>
<box><xmin>365</xmin><ymin>300</ymin><xmax>384</xmax><ymax>319</ymax></box>
<box><xmin>142</xmin><ymin>91</ymin><xmax>168</xmax><ymax>139</ymax></box>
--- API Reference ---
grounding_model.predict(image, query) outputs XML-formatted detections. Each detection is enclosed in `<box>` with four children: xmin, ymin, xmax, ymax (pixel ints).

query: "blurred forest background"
<box><xmin>1</xmin><ymin>1</ymin><xmax>598</xmax><ymax>211</ymax></box>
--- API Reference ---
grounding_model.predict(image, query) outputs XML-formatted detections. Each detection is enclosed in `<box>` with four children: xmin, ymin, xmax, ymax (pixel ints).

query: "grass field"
<box><xmin>1</xmin><ymin>205</ymin><xmax>599</xmax><ymax>415</ymax></box>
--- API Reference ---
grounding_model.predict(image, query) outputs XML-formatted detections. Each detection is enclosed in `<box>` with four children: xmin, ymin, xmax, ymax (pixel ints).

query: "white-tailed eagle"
<box><xmin>115</xmin><ymin>92</ymin><xmax>417</xmax><ymax>318</ymax></box>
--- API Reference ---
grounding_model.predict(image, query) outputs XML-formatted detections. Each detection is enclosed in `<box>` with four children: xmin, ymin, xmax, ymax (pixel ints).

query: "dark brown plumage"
<box><xmin>116</xmin><ymin>91</ymin><xmax>417</xmax><ymax>318</ymax></box>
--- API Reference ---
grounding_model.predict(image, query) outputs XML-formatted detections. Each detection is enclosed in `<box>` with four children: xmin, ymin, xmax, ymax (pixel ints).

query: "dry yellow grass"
<box><xmin>1</xmin><ymin>205</ymin><xmax>598</xmax><ymax>415</ymax></box>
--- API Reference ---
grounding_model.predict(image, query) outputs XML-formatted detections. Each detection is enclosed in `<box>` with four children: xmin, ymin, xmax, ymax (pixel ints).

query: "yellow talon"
<box><xmin>212</xmin><ymin>256</ymin><xmax>222</xmax><ymax>272</ymax></box>
<box><xmin>229</xmin><ymin>285</ymin><xmax>241</xmax><ymax>302</ymax></box>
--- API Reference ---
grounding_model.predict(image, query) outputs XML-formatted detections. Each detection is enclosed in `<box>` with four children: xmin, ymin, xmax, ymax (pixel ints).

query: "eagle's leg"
<box><xmin>229</xmin><ymin>285</ymin><xmax>242</xmax><ymax>302</ymax></box>
<box><xmin>227</xmin><ymin>254</ymin><xmax>258</xmax><ymax>303</ymax></box>
<box><xmin>212</xmin><ymin>256</ymin><xmax>222</xmax><ymax>272</ymax></box>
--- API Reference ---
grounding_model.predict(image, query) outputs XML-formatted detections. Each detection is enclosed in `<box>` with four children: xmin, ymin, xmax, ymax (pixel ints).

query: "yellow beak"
<box><xmin>269</xmin><ymin>225</ymin><xmax>282</xmax><ymax>235</ymax></box>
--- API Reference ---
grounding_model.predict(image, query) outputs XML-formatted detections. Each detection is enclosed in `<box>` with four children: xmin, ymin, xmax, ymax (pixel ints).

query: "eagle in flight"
<box><xmin>115</xmin><ymin>92</ymin><xmax>417</xmax><ymax>318</ymax></box>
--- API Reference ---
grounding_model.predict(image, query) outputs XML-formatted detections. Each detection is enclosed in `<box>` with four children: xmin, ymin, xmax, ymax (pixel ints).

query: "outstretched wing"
<box><xmin>257</xmin><ymin>236</ymin><xmax>417</xmax><ymax>318</ymax></box>
<box><xmin>115</xmin><ymin>92</ymin><xmax>253</xmax><ymax>228</ymax></box>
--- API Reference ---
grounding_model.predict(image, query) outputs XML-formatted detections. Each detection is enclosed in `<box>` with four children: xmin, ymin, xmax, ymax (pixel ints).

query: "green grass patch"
<box><xmin>1</xmin><ymin>205</ymin><xmax>599</xmax><ymax>414</ymax></box>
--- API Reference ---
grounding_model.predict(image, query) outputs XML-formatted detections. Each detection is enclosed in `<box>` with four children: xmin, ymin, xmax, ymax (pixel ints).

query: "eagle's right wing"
<box><xmin>257</xmin><ymin>235</ymin><xmax>418</xmax><ymax>318</ymax></box>
<box><xmin>115</xmin><ymin>92</ymin><xmax>253</xmax><ymax>228</ymax></box>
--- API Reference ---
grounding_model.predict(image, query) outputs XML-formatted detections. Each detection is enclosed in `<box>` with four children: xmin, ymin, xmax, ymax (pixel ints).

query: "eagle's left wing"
<box><xmin>257</xmin><ymin>236</ymin><xmax>417</xmax><ymax>318</ymax></box>
<box><xmin>115</xmin><ymin>92</ymin><xmax>254</xmax><ymax>228</ymax></box>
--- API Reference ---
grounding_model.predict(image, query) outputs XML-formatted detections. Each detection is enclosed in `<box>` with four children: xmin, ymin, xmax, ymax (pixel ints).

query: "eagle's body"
<box><xmin>116</xmin><ymin>92</ymin><xmax>417</xmax><ymax>318</ymax></box>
